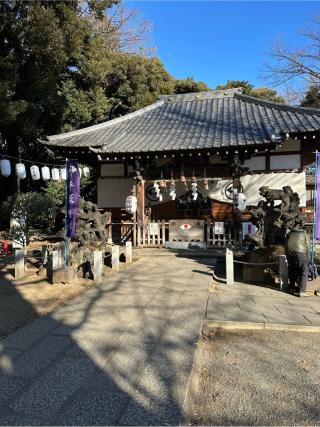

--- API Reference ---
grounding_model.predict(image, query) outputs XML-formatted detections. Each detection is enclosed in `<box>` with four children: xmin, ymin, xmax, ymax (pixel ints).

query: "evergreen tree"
<box><xmin>216</xmin><ymin>80</ymin><xmax>285</xmax><ymax>103</ymax></box>
<box><xmin>300</xmin><ymin>86</ymin><xmax>320</xmax><ymax>109</ymax></box>
<box><xmin>174</xmin><ymin>77</ymin><xmax>211</xmax><ymax>94</ymax></box>
<box><xmin>0</xmin><ymin>0</ymin><xmax>120</xmax><ymax>158</ymax></box>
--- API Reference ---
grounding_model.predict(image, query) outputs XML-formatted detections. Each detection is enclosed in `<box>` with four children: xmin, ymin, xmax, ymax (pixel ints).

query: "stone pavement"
<box><xmin>0</xmin><ymin>255</ymin><xmax>212</xmax><ymax>426</ymax></box>
<box><xmin>206</xmin><ymin>280</ymin><xmax>320</xmax><ymax>329</ymax></box>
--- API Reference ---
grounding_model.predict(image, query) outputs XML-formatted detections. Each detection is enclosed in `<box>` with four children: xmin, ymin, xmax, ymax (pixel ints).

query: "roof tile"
<box><xmin>44</xmin><ymin>89</ymin><xmax>320</xmax><ymax>153</ymax></box>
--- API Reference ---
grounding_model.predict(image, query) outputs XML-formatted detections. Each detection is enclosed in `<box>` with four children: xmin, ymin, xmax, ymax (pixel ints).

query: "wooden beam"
<box><xmin>136</xmin><ymin>179</ymin><xmax>145</xmax><ymax>225</ymax></box>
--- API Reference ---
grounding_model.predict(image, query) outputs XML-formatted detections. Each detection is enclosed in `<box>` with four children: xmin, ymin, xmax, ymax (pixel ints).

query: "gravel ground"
<box><xmin>191</xmin><ymin>330</ymin><xmax>320</xmax><ymax>426</ymax></box>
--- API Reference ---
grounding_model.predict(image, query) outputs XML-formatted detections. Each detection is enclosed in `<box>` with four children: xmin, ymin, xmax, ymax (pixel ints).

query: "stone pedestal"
<box><xmin>93</xmin><ymin>251</ymin><xmax>103</xmax><ymax>282</ymax></box>
<box><xmin>47</xmin><ymin>250</ymin><xmax>77</xmax><ymax>284</ymax></box>
<box><xmin>125</xmin><ymin>241</ymin><xmax>132</xmax><ymax>263</ymax></box>
<box><xmin>15</xmin><ymin>249</ymin><xmax>25</xmax><ymax>280</ymax></box>
<box><xmin>49</xmin><ymin>267</ymin><xmax>78</xmax><ymax>284</ymax></box>
<box><xmin>112</xmin><ymin>245</ymin><xmax>120</xmax><ymax>271</ymax></box>
<box><xmin>226</xmin><ymin>248</ymin><xmax>234</xmax><ymax>285</ymax></box>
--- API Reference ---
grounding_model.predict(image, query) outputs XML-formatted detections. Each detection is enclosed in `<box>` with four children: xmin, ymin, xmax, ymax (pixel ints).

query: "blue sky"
<box><xmin>126</xmin><ymin>1</ymin><xmax>319</xmax><ymax>90</ymax></box>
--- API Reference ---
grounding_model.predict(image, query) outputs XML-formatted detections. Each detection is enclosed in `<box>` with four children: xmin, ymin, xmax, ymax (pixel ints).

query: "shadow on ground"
<box><xmin>0</xmin><ymin>254</ymin><xmax>211</xmax><ymax>425</ymax></box>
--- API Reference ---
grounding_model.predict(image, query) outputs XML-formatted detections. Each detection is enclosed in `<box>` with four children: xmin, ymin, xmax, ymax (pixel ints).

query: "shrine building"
<box><xmin>43</xmin><ymin>88</ymin><xmax>320</xmax><ymax>247</ymax></box>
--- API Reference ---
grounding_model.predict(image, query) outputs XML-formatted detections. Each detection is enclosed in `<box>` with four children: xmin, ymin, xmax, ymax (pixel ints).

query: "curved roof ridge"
<box><xmin>46</xmin><ymin>100</ymin><xmax>164</xmax><ymax>142</ymax></box>
<box><xmin>159</xmin><ymin>88</ymin><xmax>242</xmax><ymax>103</ymax></box>
<box><xmin>235</xmin><ymin>92</ymin><xmax>320</xmax><ymax>116</ymax></box>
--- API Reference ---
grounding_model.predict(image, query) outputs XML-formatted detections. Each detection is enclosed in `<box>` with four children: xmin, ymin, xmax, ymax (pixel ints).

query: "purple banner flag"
<box><xmin>66</xmin><ymin>159</ymin><xmax>80</xmax><ymax>238</ymax></box>
<box><xmin>315</xmin><ymin>152</ymin><xmax>320</xmax><ymax>240</ymax></box>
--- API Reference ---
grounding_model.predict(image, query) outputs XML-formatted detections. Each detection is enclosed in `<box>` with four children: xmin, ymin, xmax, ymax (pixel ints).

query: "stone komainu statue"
<box><xmin>55</xmin><ymin>199</ymin><xmax>111</xmax><ymax>276</ymax></box>
<box><xmin>247</xmin><ymin>186</ymin><xmax>306</xmax><ymax>246</ymax></box>
<box><xmin>38</xmin><ymin>199</ymin><xmax>111</xmax><ymax>280</ymax></box>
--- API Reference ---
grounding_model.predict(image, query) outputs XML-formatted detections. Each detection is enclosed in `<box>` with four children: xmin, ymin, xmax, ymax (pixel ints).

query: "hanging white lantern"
<box><xmin>30</xmin><ymin>165</ymin><xmax>40</xmax><ymax>181</ymax></box>
<box><xmin>51</xmin><ymin>168</ymin><xmax>60</xmax><ymax>181</ymax></box>
<box><xmin>15</xmin><ymin>163</ymin><xmax>26</xmax><ymax>179</ymax></box>
<box><xmin>83</xmin><ymin>166</ymin><xmax>90</xmax><ymax>178</ymax></box>
<box><xmin>0</xmin><ymin>159</ymin><xmax>11</xmax><ymax>177</ymax></box>
<box><xmin>60</xmin><ymin>168</ymin><xmax>67</xmax><ymax>180</ymax></box>
<box><xmin>41</xmin><ymin>166</ymin><xmax>50</xmax><ymax>181</ymax></box>
<box><xmin>125</xmin><ymin>195</ymin><xmax>137</xmax><ymax>214</ymax></box>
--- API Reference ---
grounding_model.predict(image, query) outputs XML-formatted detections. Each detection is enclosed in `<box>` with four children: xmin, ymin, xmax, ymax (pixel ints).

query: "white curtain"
<box><xmin>146</xmin><ymin>172</ymin><xmax>306</xmax><ymax>207</ymax></box>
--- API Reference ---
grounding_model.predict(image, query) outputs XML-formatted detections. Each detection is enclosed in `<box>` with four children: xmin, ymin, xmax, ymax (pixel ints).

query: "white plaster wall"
<box><xmin>97</xmin><ymin>178</ymin><xmax>134</xmax><ymax>208</ymax></box>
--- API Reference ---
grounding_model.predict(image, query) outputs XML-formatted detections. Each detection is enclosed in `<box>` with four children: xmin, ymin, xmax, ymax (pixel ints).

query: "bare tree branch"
<box><xmin>263</xmin><ymin>17</ymin><xmax>320</xmax><ymax>88</ymax></box>
<box><xmin>79</xmin><ymin>2</ymin><xmax>154</xmax><ymax>55</ymax></box>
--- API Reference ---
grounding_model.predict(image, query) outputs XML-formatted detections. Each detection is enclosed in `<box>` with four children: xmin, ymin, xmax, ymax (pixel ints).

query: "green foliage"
<box><xmin>0</xmin><ymin>192</ymin><xmax>58</xmax><ymax>231</ymax></box>
<box><xmin>301</xmin><ymin>86</ymin><xmax>320</xmax><ymax>108</ymax></box>
<box><xmin>216</xmin><ymin>80</ymin><xmax>254</xmax><ymax>94</ymax></box>
<box><xmin>42</xmin><ymin>174</ymin><xmax>97</xmax><ymax>205</ymax></box>
<box><xmin>249</xmin><ymin>87</ymin><xmax>285</xmax><ymax>104</ymax></box>
<box><xmin>105</xmin><ymin>53</ymin><xmax>175</xmax><ymax>117</ymax></box>
<box><xmin>1</xmin><ymin>0</ymin><xmax>203</xmax><ymax>165</ymax></box>
<box><xmin>42</xmin><ymin>181</ymin><xmax>66</xmax><ymax>208</ymax></box>
<box><xmin>0</xmin><ymin>170</ymin><xmax>96</xmax><ymax>233</ymax></box>
<box><xmin>216</xmin><ymin>80</ymin><xmax>285</xmax><ymax>103</ymax></box>
<box><xmin>174</xmin><ymin>77</ymin><xmax>211</xmax><ymax>94</ymax></box>
<box><xmin>60</xmin><ymin>81</ymin><xmax>111</xmax><ymax>132</ymax></box>
<box><xmin>0</xmin><ymin>0</ymin><xmax>119</xmax><ymax>159</ymax></box>
<box><xmin>80</xmin><ymin>176</ymin><xmax>97</xmax><ymax>203</ymax></box>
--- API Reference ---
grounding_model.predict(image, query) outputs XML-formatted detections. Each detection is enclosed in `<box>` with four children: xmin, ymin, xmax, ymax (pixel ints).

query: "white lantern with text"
<box><xmin>30</xmin><ymin>165</ymin><xmax>40</xmax><ymax>181</ymax></box>
<box><xmin>16</xmin><ymin>163</ymin><xmax>26</xmax><ymax>179</ymax></box>
<box><xmin>125</xmin><ymin>195</ymin><xmax>137</xmax><ymax>214</ymax></box>
<box><xmin>41</xmin><ymin>166</ymin><xmax>50</xmax><ymax>181</ymax></box>
<box><xmin>51</xmin><ymin>168</ymin><xmax>60</xmax><ymax>181</ymax></box>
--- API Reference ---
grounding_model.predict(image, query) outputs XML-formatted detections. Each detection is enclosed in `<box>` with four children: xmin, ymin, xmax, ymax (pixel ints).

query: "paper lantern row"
<box><xmin>0</xmin><ymin>160</ymin><xmax>90</xmax><ymax>181</ymax></box>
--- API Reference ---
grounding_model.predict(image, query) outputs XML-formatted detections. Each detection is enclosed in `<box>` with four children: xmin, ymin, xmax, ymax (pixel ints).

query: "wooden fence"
<box><xmin>108</xmin><ymin>219</ymin><xmax>242</xmax><ymax>248</ymax></box>
<box><xmin>134</xmin><ymin>220</ymin><xmax>168</xmax><ymax>247</ymax></box>
<box><xmin>206</xmin><ymin>221</ymin><xmax>242</xmax><ymax>247</ymax></box>
<box><xmin>107</xmin><ymin>222</ymin><xmax>134</xmax><ymax>245</ymax></box>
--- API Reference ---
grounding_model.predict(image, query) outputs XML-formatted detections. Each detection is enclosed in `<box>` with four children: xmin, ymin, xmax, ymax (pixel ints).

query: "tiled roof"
<box><xmin>44</xmin><ymin>88</ymin><xmax>320</xmax><ymax>154</ymax></box>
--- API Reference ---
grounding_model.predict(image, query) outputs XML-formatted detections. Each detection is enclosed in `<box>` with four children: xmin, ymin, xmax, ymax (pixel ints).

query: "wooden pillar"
<box><xmin>136</xmin><ymin>180</ymin><xmax>145</xmax><ymax>225</ymax></box>
<box><xmin>136</xmin><ymin>179</ymin><xmax>145</xmax><ymax>248</ymax></box>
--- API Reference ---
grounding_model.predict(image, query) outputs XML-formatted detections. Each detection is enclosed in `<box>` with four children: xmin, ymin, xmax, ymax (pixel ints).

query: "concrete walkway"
<box><xmin>206</xmin><ymin>280</ymin><xmax>320</xmax><ymax>330</ymax></box>
<box><xmin>0</xmin><ymin>255</ymin><xmax>212</xmax><ymax>426</ymax></box>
